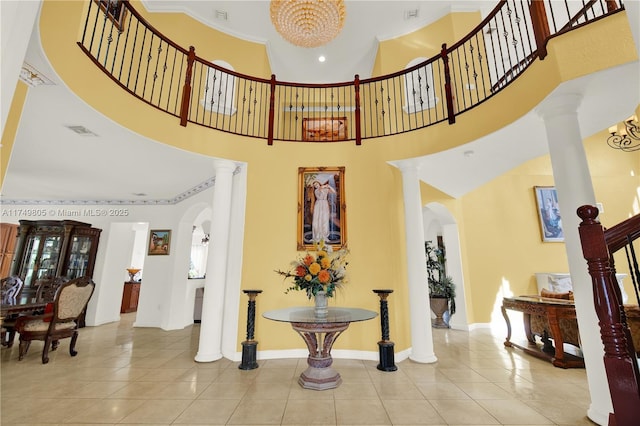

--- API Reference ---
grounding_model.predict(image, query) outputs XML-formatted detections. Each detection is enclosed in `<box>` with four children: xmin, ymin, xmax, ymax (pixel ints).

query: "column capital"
<box><xmin>212</xmin><ymin>158</ymin><xmax>237</xmax><ymax>174</ymax></box>
<box><xmin>535</xmin><ymin>92</ymin><xmax>583</xmax><ymax>121</ymax></box>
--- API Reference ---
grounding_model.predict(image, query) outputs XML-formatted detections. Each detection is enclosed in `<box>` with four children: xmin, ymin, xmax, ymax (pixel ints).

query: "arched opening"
<box><xmin>423</xmin><ymin>202</ymin><xmax>468</xmax><ymax>330</ymax></box>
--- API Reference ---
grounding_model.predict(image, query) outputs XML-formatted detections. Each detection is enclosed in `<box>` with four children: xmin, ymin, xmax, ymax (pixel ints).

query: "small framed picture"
<box><xmin>298</xmin><ymin>167</ymin><xmax>346</xmax><ymax>250</ymax></box>
<box><xmin>148</xmin><ymin>229</ymin><xmax>171</xmax><ymax>255</ymax></box>
<box><xmin>302</xmin><ymin>117</ymin><xmax>347</xmax><ymax>142</ymax></box>
<box><xmin>94</xmin><ymin>0</ymin><xmax>127</xmax><ymax>31</ymax></box>
<box><xmin>534</xmin><ymin>186</ymin><xmax>564</xmax><ymax>242</ymax></box>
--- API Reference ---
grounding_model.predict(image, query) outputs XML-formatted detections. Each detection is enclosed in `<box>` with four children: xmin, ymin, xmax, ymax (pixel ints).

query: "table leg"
<box><xmin>501</xmin><ymin>305</ymin><xmax>513</xmax><ymax>347</ymax></box>
<box><xmin>546</xmin><ymin>308</ymin><xmax>567</xmax><ymax>368</ymax></box>
<box><xmin>291</xmin><ymin>322</ymin><xmax>349</xmax><ymax>390</ymax></box>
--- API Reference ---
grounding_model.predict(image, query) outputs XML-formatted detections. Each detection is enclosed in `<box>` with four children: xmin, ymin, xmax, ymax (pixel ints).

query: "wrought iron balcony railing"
<box><xmin>78</xmin><ymin>0</ymin><xmax>625</xmax><ymax>145</ymax></box>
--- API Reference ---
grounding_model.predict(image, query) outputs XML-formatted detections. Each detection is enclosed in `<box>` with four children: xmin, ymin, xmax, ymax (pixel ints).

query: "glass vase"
<box><xmin>314</xmin><ymin>290</ymin><xmax>328</xmax><ymax>317</ymax></box>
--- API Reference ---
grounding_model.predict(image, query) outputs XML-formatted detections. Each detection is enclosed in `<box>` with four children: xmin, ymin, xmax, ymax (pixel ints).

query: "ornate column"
<box><xmin>238</xmin><ymin>289</ymin><xmax>262</xmax><ymax>370</ymax></box>
<box><xmin>536</xmin><ymin>92</ymin><xmax>610</xmax><ymax>425</ymax></box>
<box><xmin>373</xmin><ymin>289</ymin><xmax>397</xmax><ymax>371</ymax></box>
<box><xmin>195</xmin><ymin>159</ymin><xmax>236</xmax><ymax>362</ymax></box>
<box><xmin>398</xmin><ymin>162</ymin><xmax>437</xmax><ymax>363</ymax></box>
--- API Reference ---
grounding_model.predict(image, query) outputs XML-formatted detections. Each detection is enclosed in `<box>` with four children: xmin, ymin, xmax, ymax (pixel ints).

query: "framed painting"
<box><xmin>148</xmin><ymin>229</ymin><xmax>171</xmax><ymax>255</ymax></box>
<box><xmin>302</xmin><ymin>117</ymin><xmax>347</xmax><ymax>142</ymax></box>
<box><xmin>95</xmin><ymin>0</ymin><xmax>127</xmax><ymax>31</ymax></box>
<box><xmin>534</xmin><ymin>186</ymin><xmax>564</xmax><ymax>242</ymax></box>
<box><xmin>298</xmin><ymin>167</ymin><xmax>346</xmax><ymax>250</ymax></box>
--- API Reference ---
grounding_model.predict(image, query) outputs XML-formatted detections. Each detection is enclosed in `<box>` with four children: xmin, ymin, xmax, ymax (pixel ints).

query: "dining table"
<box><xmin>1</xmin><ymin>301</ymin><xmax>48</xmax><ymax>347</ymax></box>
<box><xmin>1</xmin><ymin>301</ymin><xmax>48</xmax><ymax>319</ymax></box>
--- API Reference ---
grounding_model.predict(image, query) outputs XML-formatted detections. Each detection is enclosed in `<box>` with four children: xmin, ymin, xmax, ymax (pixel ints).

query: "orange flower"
<box><xmin>295</xmin><ymin>265</ymin><xmax>307</xmax><ymax>277</ymax></box>
<box><xmin>318</xmin><ymin>270</ymin><xmax>331</xmax><ymax>283</ymax></box>
<box><xmin>308</xmin><ymin>262</ymin><xmax>321</xmax><ymax>275</ymax></box>
<box><xmin>320</xmin><ymin>257</ymin><xmax>331</xmax><ymax>269</ymax></box>
<box><xmin>303</xmin><ymin>255</ymin><xmax>315</xmax><ymax>266</ymax></box>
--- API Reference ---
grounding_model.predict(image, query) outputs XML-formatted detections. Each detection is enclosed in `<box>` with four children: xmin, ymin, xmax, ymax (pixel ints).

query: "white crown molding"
<box><xmin>1</xmin><ymin>176</ymin><xmax>217</xmax><ymax>206</ymax></box>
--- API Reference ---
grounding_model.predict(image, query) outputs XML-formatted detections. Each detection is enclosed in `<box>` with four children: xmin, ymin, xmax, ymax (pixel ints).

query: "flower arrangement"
<box><xmin>275</xmin><ymin>242</ymin><xmax>349</xmax><ymax>299</ymax></box>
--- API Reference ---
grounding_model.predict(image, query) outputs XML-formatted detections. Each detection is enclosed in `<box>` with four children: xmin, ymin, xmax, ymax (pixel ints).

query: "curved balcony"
<box><xmin>78</xmin><ymin>0</ymin><xmax>625</xmax><ymax>145</ymax></box>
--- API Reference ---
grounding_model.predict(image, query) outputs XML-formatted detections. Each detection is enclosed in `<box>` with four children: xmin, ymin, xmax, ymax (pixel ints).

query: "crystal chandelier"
<box><xmin>607</xmin><ymin>115</ymin><xmax>640</xmax><ymax>152</ymax></box>
<box><xmin>270</xmin><ymin>0</ymin><xmax>346</xmax><ymax>48</ymax></box>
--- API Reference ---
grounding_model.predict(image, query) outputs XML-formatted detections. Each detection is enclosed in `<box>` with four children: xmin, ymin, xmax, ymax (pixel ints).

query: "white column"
<box><xmin>399</xmin><ymin>162</ymin><xmax>437</xmax><ymax>363</ymax></box>
<box><xmin>536</xmin><ymin>93</ymin><xmax>611</xmax><ymax>426</ymax></box>
<box><xmin>195</xmin><ymin>159</ymin><xmax>236</xmax><ymax>362</ymax></box>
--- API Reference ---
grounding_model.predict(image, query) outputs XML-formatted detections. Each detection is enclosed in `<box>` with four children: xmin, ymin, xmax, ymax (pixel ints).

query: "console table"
<box><xmin>502</xmin><ymin>295</ymin><xmax>584</xmax><ymax>368</ymax></box>
<box><xmin>263</xmin><ymin>307</ymin><xmax>377</xmax><ymax>390</ymax></box>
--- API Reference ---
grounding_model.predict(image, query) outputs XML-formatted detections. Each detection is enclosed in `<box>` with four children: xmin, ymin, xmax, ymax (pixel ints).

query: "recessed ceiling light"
<box><xmin>132</xmin><ymin>192</ymin><xmax>147</xmax><ymax>197</ymax></box>
<box><xmin>318</xmin><ymin>56</ymin><xmax>326</xmax><ymax>63</ymax></box>
<box><xmin>463</xmin><ymin>150</ymin><xmax>475</xmax><ymax>157</ymax></box>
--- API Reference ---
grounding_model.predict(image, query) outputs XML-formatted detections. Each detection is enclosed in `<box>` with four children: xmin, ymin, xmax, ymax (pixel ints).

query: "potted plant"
<box><xmin>425</xmin><ymin>241</ymin><xmax>456</xmax><ymax>328</ymax></box>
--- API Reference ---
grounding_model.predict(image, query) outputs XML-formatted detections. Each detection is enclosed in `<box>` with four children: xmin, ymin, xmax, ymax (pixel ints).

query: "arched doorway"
<box><xmin>423</xmin><ymin>202</ymin><xmax>468</xmax><ymax>330</ymax></box>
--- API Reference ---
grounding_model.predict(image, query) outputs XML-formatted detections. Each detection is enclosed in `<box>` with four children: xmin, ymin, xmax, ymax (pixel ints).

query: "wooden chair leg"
<box><xmin>42</xmin><ymin>337</ymin><xmax>51</xmax><ymax>364</ymax></box>
<box><xmin>69</xmin><ymin>331</ymin><xmax>79</xmax><ymax>357</ymax></box>
<box><xmin>18</xmin><ymin>340</ymin><xmax>30</xmax><ymax>360</ymax></box>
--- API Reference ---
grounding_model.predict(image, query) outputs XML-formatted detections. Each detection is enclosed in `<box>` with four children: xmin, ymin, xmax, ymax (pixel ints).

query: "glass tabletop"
<box><xmin>263</xmin><ymin>307</ymin><xmax>377</xmax><ymax>324</ymax></box>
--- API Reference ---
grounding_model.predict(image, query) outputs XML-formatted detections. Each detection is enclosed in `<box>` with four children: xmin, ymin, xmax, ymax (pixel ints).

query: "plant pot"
<box><xmin>430</xmin><ymin>296</ymin><xmax>450</xmax><ymax>328</ymax></box>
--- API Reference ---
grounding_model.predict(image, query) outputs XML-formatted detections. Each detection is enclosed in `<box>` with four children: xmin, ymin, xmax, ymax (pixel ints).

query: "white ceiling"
<box><xmin>141</xmin><ymin>1</ymin><xmax>498</xmax><ymax>83</ymax></box>
<box><xmin>1</xmin><ymin>1</ymin><xmax>638</xmax><ymax>204</ymax></box>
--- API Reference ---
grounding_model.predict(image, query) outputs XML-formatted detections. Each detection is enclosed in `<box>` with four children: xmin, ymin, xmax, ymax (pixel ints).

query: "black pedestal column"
<box><xmin>239</xmin><ymin>289</ymin><xmax>262</xmax><ymax>370</ymax></box>
<box><xmin>373</xmin><ymin>289</ymin><xmax>397</xmax><ymax>371</ymax></box>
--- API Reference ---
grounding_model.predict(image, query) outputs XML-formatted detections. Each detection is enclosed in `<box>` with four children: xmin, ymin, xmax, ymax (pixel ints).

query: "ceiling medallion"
<box><xmin>270</xmin><ymin>0</ymin><xmax>346</xmax><ymax>48</ymax></box>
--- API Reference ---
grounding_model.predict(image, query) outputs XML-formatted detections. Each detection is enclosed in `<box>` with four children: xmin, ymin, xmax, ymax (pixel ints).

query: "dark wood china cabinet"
<box><xmin>10</xmin><ymin>220</ymin><xmax>101</xmax><ymax>302</ymax></box>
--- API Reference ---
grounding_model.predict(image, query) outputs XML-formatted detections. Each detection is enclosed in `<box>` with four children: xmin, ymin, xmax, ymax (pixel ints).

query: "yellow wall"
<box><xmin>452</xmin><ymin>130</ymin><xmax>640</xmax><ymax>323</ymax></box>
<box><xmin>31</xmin><ymin>0</ymin><xmax>639</xmax><ymax>352</ymax></box>
<box><xmin>1</xmin><ymin>82</ymin><xmax>28</xmax><ymax>187</ymax></box>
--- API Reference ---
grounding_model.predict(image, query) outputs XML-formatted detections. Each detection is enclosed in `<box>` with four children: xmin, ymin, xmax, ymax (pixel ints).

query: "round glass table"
<box><xmin>263</xmin><ymin>307</ymin><xmax>377</xmax><ymax>390</ymax></box>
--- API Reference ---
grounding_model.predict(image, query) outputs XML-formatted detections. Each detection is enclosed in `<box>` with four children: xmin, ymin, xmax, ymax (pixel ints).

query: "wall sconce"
<box><xmin>607</xmin><ymin>115</ymin><xmax>640</xmax><ymax>152</ymax></box>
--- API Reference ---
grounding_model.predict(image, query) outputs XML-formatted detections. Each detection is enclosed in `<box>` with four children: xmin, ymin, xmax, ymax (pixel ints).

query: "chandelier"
<box><xmin>607</xmin><ymin>115</ymin><xmax>640</xmax><ymax>152</ymax></box>
<box><xmin>270</xmin><ymin>0</ymin><xmax>346</xmax><ymax>48</ymax></box>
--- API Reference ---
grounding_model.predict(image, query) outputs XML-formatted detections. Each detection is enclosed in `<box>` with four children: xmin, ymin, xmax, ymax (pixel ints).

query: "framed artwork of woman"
<box><xmin>534</xmin><ymin>186</ymin><xmax>564</xmax><ymax>242</ymax></box>
<box><xmin>297</xmin><ymin>167</ymin><xmax>346</xmax><ymax>250</ymax></box>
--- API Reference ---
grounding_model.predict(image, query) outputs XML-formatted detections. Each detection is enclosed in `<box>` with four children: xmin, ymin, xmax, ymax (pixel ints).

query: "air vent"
<box><xmin>404</xmin><ymin>9</ymin><xmax>419</xmax><ymax>20</ymax></box>
<box><xmin>65</xmin><ymin>125</ymin><xmax>98</xmax><ymax>136</ymax></box>
<box><xmin>215</xmin><ymin>9</ymin><xmax>228</xmax><ymax>21</ymax></box>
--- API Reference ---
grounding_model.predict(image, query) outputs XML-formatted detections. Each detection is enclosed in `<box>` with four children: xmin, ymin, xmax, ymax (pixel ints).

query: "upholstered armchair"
<box><xmin>1</xmin><ymin>276</ymin><xmax>25</xmax><ymax>347</ymax></box>
<box><xmin>35</xmin><ymin>276</ymin><xmax>69</xmax><ymax>303</ymax></box>
<box><xmin>14</xmin><ymin>276</ymin><xmax>95</xmax><ymax>364</ymax></box>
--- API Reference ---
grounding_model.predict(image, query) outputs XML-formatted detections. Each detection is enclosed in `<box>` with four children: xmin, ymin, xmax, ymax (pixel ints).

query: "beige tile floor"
<box><xmin>1</xmin><ymin>313</ymin><xmax>595</xmax><ymax>425</ymax></box>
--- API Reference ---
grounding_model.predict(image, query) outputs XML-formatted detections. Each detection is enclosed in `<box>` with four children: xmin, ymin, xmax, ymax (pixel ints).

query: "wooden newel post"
<box><xmin>373</xmin><ymin>289</ymin><xmax>397</xmax><ymax>371</ymax></box>
<box><xmin>440</xmin><ymin>43</ymin><xmax>456</xmax><ymax>125</ymax></box>
<box><xmin>267</xmin><ymin>74</ymin><xmax>276</xmax><ymax>146</ymax></box>
<box><xmin>354</xmin><ymin>74</ymin><xmax>362</xmax><ymax>146</ymax></box>
<box><xmin>529</xmin><ymin>0</ymin><xmax>550</xmax><ymax>60</ymax></box>
<box><xmin>180</xmin><ymin>46</ymin><xmax>196</xmax><ymax>127</ymax></box>
<box><xmin>239</xmin><ymin>289</ymin><xmax>262</xmax><ymax>370</ymax></box>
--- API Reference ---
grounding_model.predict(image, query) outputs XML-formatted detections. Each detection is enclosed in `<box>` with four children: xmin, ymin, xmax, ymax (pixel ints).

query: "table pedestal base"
<box><xmin>292</xmin><ymin>321</ymin><xmax>349</xmax><ymax>390</ymax></box>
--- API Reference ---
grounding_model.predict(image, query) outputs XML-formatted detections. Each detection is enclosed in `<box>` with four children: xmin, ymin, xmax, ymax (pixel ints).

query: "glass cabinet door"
<box><xmin>65</xmin><ymin>236</ymin><xmax>92</xmax><ymax>279</ymax></box>
<box><xmin>36</xmin><ymin>235</ymin><xmax>61</xmax><ymax>281</ymax></box>
<box><xmin>20</xmin><ymin>234</ymin><xmax>61</xmax><ymax>300</ymax></box>
<box><xmin>21</xmin><ymin>235</ymin><xmax>41</xmax><ymax>288</ymax></box>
